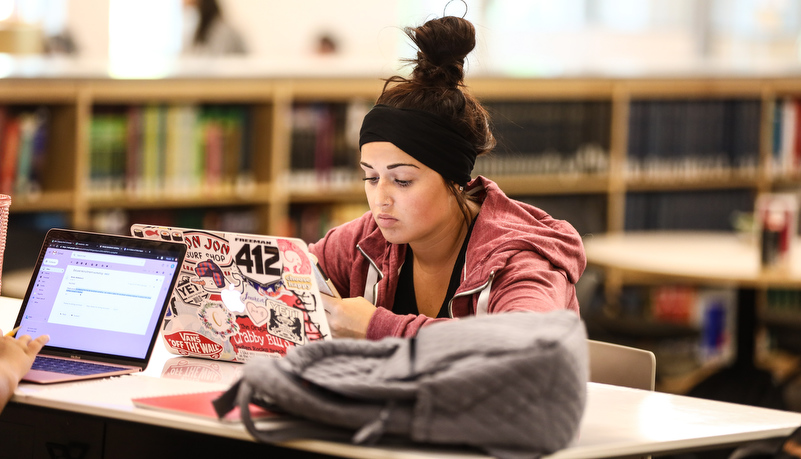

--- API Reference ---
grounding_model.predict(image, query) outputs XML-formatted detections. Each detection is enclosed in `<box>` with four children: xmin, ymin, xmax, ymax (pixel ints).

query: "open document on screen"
<box><xmin>48</xmin><ymin>265</ymin><xmax>165</xmax><ymax>335</ymax></box>
<box><xmin>17</xmin><ymin>236</ymin><xmax>182</xmax><ymax>359</ymax></box>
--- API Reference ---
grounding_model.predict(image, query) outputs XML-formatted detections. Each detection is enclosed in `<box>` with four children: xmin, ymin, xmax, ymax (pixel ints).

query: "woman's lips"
<box><xmin>376</xmin><ymin>213</ymin><xmax>398</xmax><ymax>227</ymax></box>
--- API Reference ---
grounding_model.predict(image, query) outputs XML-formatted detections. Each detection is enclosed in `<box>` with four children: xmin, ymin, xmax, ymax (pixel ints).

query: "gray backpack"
<box><xmin>214</xmin><ymin>310</ymin><xmax>588</xmax><ymax>459</ymax></box>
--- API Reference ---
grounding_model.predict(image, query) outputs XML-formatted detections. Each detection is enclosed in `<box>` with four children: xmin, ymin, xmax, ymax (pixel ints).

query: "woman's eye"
<box><xmin>362</xmin><ymin>177</ymin><xmax>378</xmax><ymax>184</ymax></box>
<box><xmin>395</xmin><ymin>180</ymin><xmax>411</xmax><ymax>187</ymax></box>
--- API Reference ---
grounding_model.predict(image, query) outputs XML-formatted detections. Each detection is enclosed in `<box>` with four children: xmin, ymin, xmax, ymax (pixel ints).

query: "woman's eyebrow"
<box><xmin>388</xmin><ymin>163</ymin><xmax>420</xmax><ymax>170</ymax></box>
<box><xmin>359</xmin><ymin>161</ymin><xmax>419</xmax><ymax>170</ymax></box>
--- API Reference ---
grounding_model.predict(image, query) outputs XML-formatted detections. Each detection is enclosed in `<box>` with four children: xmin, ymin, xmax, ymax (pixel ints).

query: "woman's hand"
<box><xmin>0</xmin><ymin>330</ymin><xmax>49</xmax><ymax>412</ymax></box>
<box><xmin>320</xmin><ymin>295</ymin><xmax>376</xmax><ymax>339</ymax></box>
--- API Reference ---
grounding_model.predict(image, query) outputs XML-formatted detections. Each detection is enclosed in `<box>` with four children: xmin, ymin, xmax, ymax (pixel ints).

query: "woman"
<box><xmin>182</xmin><ymin>0</ymin><xmax>247</xmax><ymax>56</ymax></box>
<box><xmin>310</xmin><ymin>15</ymin><xmax>586</xmax><ymax>339</ymax></box>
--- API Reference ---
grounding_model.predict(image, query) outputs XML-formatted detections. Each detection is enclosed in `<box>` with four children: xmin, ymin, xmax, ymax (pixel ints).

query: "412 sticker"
<box><xmin>234</xmin><ymin>242</ymin><xmax>282</xmax><ymax>288</ymax></box>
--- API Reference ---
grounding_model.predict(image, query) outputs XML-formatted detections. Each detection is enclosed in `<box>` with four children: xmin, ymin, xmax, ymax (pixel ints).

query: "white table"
<box><xmin>583</xmin><ymin>231</ymin><xmax>801</xmax><ymax>288</ymax></box>
<box><xmin>3</xmin><ymin>296</ymin><xmax>801</xmax><ymax>459</ymax></box>
<box><xmin>583</xmin><ymin>231</ymin><xmax>801</xmax><ymax>370</ymax></box>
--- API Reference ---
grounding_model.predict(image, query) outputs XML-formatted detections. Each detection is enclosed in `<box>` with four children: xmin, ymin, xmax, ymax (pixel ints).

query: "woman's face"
<box><xmin>360</xmin><ymin>142</ymin><xmax>462</xmax><ymax>247</ymax></box>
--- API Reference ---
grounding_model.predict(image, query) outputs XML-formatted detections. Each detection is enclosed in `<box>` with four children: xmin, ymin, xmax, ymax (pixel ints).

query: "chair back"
<box><xmin>588</xmin><ymin>339</ymin><xmax>656</xmax><ymax>390</ymax></box>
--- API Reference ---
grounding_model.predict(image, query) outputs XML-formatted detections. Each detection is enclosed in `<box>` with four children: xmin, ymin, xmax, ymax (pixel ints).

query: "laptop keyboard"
<box><xmin>32</xmin><ymin>356</ymin><xmax>128</xmax><ymax>376</ymax></box>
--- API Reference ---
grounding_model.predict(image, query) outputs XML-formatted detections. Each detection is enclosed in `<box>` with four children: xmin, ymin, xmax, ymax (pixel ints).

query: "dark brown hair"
<box><xmin>376</xmin><ymin>15</ymin><xmax>495</xmax><ymax>224</ymax></box>
<box><xmin>194</xmin><ymin>0</ymin><xmax>222</xmax><ymax>46</ymax></box>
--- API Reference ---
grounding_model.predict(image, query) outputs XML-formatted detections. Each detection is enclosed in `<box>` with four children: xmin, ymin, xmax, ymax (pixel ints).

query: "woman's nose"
<box><xmin>372</xmin><ymin>180</ymin><xmax>392</xmax><ymax>207</ymax></box>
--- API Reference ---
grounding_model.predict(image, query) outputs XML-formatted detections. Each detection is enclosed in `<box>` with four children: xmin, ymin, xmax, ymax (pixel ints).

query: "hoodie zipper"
<box><xmin>358</xmin><ymin>245</ymin><xmax>496</xmax><ymax>318</ymax></box>
<box><xmin>447</xmin><ymin>270</ymin><xmax>495</xmax><ymax>318</ymax></box>
<box><xmin>356</xmin><ymin>244</ymin><xmax>384</xmax><ymax>304</ymax></box>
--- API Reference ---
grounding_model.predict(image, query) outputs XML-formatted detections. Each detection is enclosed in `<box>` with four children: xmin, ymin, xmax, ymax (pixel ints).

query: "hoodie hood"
<box><xmin>463</xmin><ymin>176</ymin><xmax>586</xmax><ymax>287</ymax></box>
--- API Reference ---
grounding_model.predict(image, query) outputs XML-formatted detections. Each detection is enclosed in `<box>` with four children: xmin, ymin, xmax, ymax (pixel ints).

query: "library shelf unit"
<box><xmin>3</xmin><ymin>70</ymin><xmax>801</xmax><ymax>251</ymax></box>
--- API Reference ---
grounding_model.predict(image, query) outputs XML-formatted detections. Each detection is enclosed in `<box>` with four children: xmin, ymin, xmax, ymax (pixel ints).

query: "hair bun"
<box><xmin>405</xmin><ymin>16</ymin><xmax>475</xmax><ymax>88</ymax></box>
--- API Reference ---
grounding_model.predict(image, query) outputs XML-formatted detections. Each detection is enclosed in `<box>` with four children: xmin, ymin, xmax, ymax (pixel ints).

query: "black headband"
<box><xmin>359</xmin><ymin>104</ymin><xmax>477</xmax><ymax>186</ymax></box>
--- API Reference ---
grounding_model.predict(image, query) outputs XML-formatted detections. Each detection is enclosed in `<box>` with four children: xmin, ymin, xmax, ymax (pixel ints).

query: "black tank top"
<box><xmin>392</xmin><ymin>220</ymin><xmax>476</xmax><ymax>318</ymax></box>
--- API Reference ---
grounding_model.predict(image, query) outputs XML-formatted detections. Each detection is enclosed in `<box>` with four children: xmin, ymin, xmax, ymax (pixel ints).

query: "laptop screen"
<box><xmin>15</xmin><ymin>229</ymin><xmax>186</xmax><ymax>361</ymax></box>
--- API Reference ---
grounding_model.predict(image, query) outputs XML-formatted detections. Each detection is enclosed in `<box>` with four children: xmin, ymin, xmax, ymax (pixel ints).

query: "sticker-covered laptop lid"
<box><xmin>131</xmin><ymin>224</ymin><xmax>331</xmax><ymax>362</ymax></box>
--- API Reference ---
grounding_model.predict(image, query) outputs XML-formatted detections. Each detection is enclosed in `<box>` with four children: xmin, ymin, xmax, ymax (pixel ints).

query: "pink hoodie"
<box><xmin>310</xmin><ymin>176</ymin><xmax>586</xmax><ymax>339</ymax></box>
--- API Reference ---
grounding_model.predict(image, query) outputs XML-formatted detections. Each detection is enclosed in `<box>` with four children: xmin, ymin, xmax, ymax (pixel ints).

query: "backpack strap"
<box><xmin>352</xmin><ymin>401</ymin><xmax>396</xmax><ymax>444</ymax></box>
<box><xmin>213</xmin><ymin>378</ymin><xmax>352</xmax><ymax>444</ymax></box>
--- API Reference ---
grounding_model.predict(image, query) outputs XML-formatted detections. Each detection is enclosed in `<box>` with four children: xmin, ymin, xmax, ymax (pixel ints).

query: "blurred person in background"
<box><xmin>182</xmin><ymin>0</ymin><xmax>247</xmax><ymax>56</ymax></box>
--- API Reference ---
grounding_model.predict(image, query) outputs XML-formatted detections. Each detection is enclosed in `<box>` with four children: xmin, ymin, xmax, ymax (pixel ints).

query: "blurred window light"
<box><xmin>713</xmin><ymin>0</ymin><xmax>801</xmax><ymax>38</ymax></box>
<box><xmin>0</xmin><ymin>0</ymin><xmax>14</xmax><ymax>22</ymax></box>
<box><xmin>485</xmin><ymin>0</ymin><xmax>585</xmax><ymax>33</ymax></box>
<box><xmin>596</xmin><ymin>0</ymin><xmax>652</xmax><ymax>31</ymax></box>
<box><xmin>109</xmin><ymin>0</ymin><xmax>180</xmax><ymax>60</ymax></box>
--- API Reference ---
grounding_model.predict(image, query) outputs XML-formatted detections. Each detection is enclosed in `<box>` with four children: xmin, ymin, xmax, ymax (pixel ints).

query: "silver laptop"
<box><xmin>129</xmin><ymin>224</ymin><xmax>331</xmax><ymax>363</ymax></box>
<box><xmin>13</xmin><ymin>228</ymin><xmax>187</xmax><ymax>384</ymax></box>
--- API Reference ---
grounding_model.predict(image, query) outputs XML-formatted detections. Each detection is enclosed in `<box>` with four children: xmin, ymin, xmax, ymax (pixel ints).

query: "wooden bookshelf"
<box><xmin>0</xmin><ymin>71</ymin><xmax>800</xmax><ymax>242</ymax></box>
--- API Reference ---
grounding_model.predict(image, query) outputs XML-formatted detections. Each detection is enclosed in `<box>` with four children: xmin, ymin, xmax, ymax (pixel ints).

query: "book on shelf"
<box><xmin>771</xmin><ymin>97</ymin><xmax>801</xmax><ymax>177</ymax></box>
<box><xmin>222</xmin><ymin>106</ymin><xmax>245</xmax><ymax>190</ymax></box>
<box><xmin>90</xmin><ymin>110</ymin><xmax>126</xmax><ymax>194</ymax></box>
<box><xmin>695</xmin><ymin>288</ymin><xmax>736</xmax><ymax>364</ymax></box>
<box><xmin>14</xmin><ymin>111</ymin><xmax>36</xmax><ymax>195</ymax></box>
<box><xmin>163</xmin><ymin>104</ymin><xmax>182</xmax><ymax>193</ymax></box>
<box><xmin>0</xmin><ymin>106</ymin><xmax>50</xmax><ymax>197</ymax></box>
<box><xmin>141</xmin><ymin>104</ymin><xmax>165</xmax><ymax>195</ymax></box>
<box><xmin>0</xmin><ymin>112</ymin><xmax>19</xmax><ymax>195</ymax></box>
<box><xmin>125</xmin><ymin>106</ymin><xmax>143</xmax><ymax>195</ymax></box>
<box><xmin>132</xmin><ymin>390</ymin><xmax>279</xmax><ymax>424</ymax></box>
<box><xmin>202</xmin><ymin>112</ymin><xmax>224</xmax><ymax>189</ymax></box>
<box><xmin>650</xmin><ymin>285</ymin><xmax>696</xmax><ymax>324</ymax></box>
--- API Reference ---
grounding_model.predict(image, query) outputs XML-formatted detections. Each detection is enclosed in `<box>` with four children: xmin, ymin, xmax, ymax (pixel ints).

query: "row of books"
<box><xmin>764</xmin><ymin>288</ymin><xmax>801</xmax><ymax>352</ymax></box>
<box><xmin>484</xmin><ymin>101</ymin><xmax>612</xmax><ymax>175</ymax></box>
<box><xmin>89</xmin><ymin>207</ymin><xmax>260</xmax><ymax>236</ymax></box>
<box><xmin>89</xmin><ymin>104</ymin><xmax>253</xmax><ymax>197</ymax></box>
<box><xmin>766</xmin><ymin>288</ymin><xmax>801</xmax><ymax>315</ymax></box>
<box><xmin>473</xmin><ymin>143</ymin><xmax>608</xmax><ymax>177</ymax></box>
<box><xmin>618</xmin><ymin>284</ymin><xmax>736</xmax><ymax>364</ymax></box>
<box><xmin>289</xmin><ymin>100</ymin><xmax>370</xmax><ymax>186</ymax></box>
<box><xmin>625</xmin><ymin>188</ymin><xmax>753</xmax><ymax>231</ymax></box>
<box><xmin>288</xmin><ymin>99</ymin><xmax>761</xmax><ymax>180</ymax></box>
<box><xmin>0</xmin><ymin>106</ymin><xmax>49</xmax><ymax>197</ymax></box>
<box><xmin>627</xmin><ymin>99</ymin><xmax>761</xmax><ymax>175</ymax></box>
<box><xmin>771</xmin><ymin>98</ymin><xmax>801</xmax><ymax>176</ymax></box>
<box><xmin>287</xmin><ymin>100</ymin><xmax>613</xmax><ymax>180</ymax></box>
